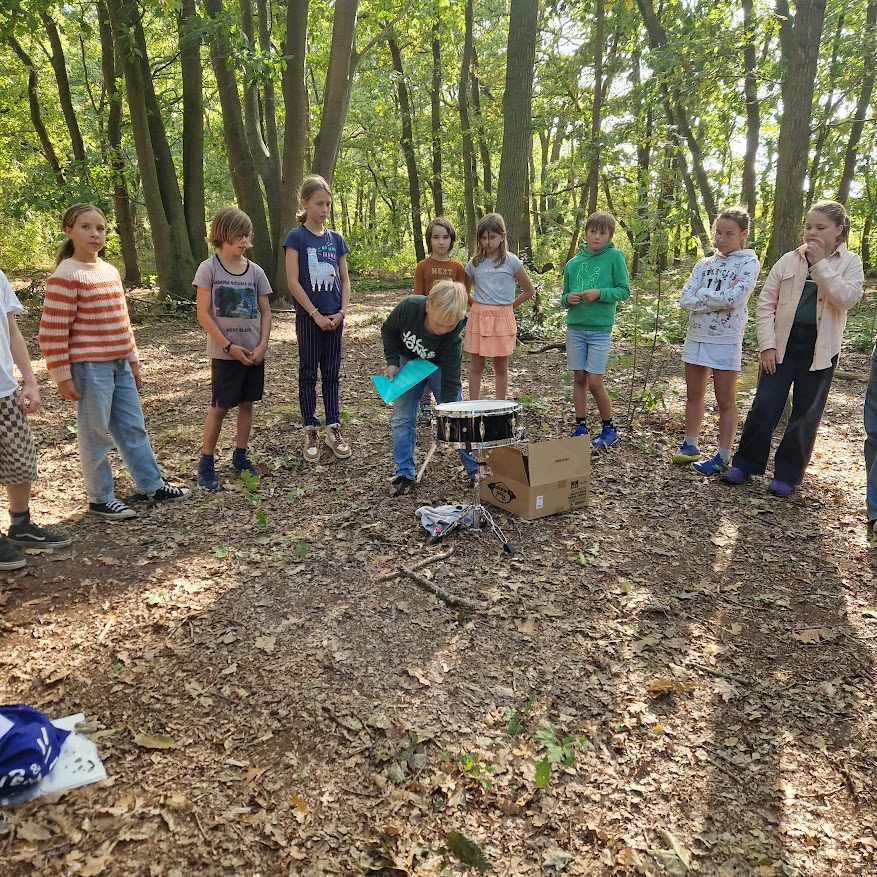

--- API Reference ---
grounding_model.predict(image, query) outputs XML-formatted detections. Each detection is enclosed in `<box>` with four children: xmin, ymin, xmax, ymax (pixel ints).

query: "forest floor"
<box><xmin>1</xmin><ymin>285</ymin><xmax>876</xmax><ymax>877</ymax></box>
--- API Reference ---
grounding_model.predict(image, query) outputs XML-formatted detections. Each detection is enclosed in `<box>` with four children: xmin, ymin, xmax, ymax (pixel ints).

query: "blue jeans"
<box><xmin>865</xmin><ymin>340</ymin><xmax>877</xmax><ymax>520</ymax></box>
<box><xmin>72</xmin><ymin>360</ymin><xmax>164</xmax><ymax>503</ymax></box>
<box><xmin>391</xmin><ymin>358</ymin><xmax>476</xmax><ymax>479</ymax></box>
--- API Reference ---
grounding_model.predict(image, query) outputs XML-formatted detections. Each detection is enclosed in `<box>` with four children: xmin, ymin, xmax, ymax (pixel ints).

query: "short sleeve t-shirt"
<box><xmin>192</xmin><ymin>255</ymin><xmax>272</xmax><ymax>359</ymax></box>
<box><xmin>283</xmin><ymin>226</ymin><xmax>350</xmax><ymax>316</ymax></box>
<box><xmin>0</xmin><ymin>270</ymin><xmax>23</xmax><ymax>399</ymax></box>
<box><xmin>413</xmin><ymin>258</ymin><xmax>466</xmax><ymax>295</ymax></box>
<box><xmin>464</xmin><ymin>253</ymin><xmax>524</xmax><ymax>305</ymax></box>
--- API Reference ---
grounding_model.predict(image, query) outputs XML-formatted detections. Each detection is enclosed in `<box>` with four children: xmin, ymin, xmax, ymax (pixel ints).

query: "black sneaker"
<box><xmin>7</xmin><ymin>521</ymin><xmax>72</xmax><ymax>550</ymax></box>
<box><xmin>231</xmin><ymin>449</ymin><xmax>259</xmax><ymax>478</ymax></box>
<box><xmin>0</xmin><ymin>535</ymin><xmax>26</xmax><ymax>570</ymax></box>
<box><xmin>197</xmin><ymin>456</ymin><xmax>219</xmax><ymax>491</ymax></box>
<box><xmin>147</xmin><ymin>482</ymin><xmax>191</xmax><ymax>502</ymax></box>
<box><xmin>89</xmin><ymin>499</ymin><xmax>137</xmax><ymax>520</ymax></box>
<box><xmin>389</xmin><ymin>475</ymin><xmax>414</xmax><ymax>497</ymax></box>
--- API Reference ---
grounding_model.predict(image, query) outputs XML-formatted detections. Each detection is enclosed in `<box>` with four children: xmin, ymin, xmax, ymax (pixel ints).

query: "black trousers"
<box><xmin>732</xmin><ymin>324</ymin><xmax>836</xmax><ymax>486</ymax></box>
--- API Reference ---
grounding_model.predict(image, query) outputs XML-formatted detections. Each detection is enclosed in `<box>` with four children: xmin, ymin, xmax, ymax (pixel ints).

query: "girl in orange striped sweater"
<box><xmin>39</xmin><ymin>204</ymin><xmax>190</xmax><ymax>519</ymax></box>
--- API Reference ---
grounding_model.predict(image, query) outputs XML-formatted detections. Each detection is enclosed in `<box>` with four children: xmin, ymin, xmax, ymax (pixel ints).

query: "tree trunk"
<box><xmin>277</xmin><ymin>0</ymin><xmax>309</xmax><ymax>290</ymax></box>
<box><xmin>430</xmin><ymin>17</ymin><xmax>443</xmax><ymax>217</ymax></box>
<box><xmin>806</xmin><ymin>14</ymin><xmax>844</xmax><ymax>208</ymax></box>
<box><xmin>202</xmin><ymin>0</ymin><xmax>274</xmax><ymax>278</ymax></box>
<box><xmin>8</xmin><ymin>37</ymin><xmax>66</xmax><ymax>185</ymax></box>
<box><xmin>178</xmin><ymin>0</ymin><xmax>207</xmax><ymax>262</ymax></box>
<box><xmin>471</xmin><ymin>47</ymin><xmax>493</xmax><ymax>214</ymax></box>
<box><xmin>585</xmin><ymin>0</ymin><xmax>604</xmax><ymax>216</ymax></box>
<box><xmin>863</xmin><ymin>210</ymin><xmax>873</xmax><ymax>270</ymax></box>
<box><xmin>635</xmin><ymin>0</ymin><xmax>717</xmax><ymax>224</ymax></box>
<box><xmin>838</xmin><ymin>0</ymin><xmax>877</xmax><ymax>203</ymax></box>
<box><xmin>105</xmin><ymin>0</ymin><xmax>196</xmax><ymax>298</ymax></box>
<box><xmin>96</xmin><ymin>0</ymin><xmax>141</xmax><ymax>284</ymax></box>
<box><xmin>495</xmin><ymin>0</ymin><xmax>538</xmax><ymax>256</ymax></box>
<box><xmin>40</xmin><ymin>13</ymin><xmax>87</xmax><ymax>167</ymax></box>
<box><xmin>388</xmin><ymin>34</ymin><xmax>425</xmax><ymax>262</ymax></box>
<box><xmin>459</xmin><ymin>0</ymin><xmax>477</xmax><ymax>252</ymax></box>
<box><xmin>741</xmin><ymin>0</ymin><xmax>760</xmax><ymax>215</ymax></box>
<box><xmin>766</xmin><ymin>0</ymin><xmax>827</xmax><ymax>266</ymax></box>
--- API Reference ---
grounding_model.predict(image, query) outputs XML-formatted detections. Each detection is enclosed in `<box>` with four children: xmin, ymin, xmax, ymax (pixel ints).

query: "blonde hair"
<box><xmin>473</xmin><ymin>212</ymin><xmax>508</xmax><ymax>268</ymax></box>
<box><xmin>57</xmin><ymin>203</ymin><xmax>107</xmax><ymax>265</ymax></box>
<box><xmin>585</xmin><ymin>211</ymin><xmax>616</xmax><ymax>237</ymax></box>
<box><xmin>209</xmin><ymin>207</ymin><xmax>253</xmax><ymax>249</ymax></box>
<box><xmin>808</xmin><ymin>199</ymin><xmax>851</xmax><ymax>243</ymax></box>
<box><xmin>427</xmin><ymin>279</ymin><xmax>467</xmax><ymax>325</ymax></box>
<box><xmin>296</xmin><ymin>174</ymin><xmax>332</xmax><ymax>224</ymax></box>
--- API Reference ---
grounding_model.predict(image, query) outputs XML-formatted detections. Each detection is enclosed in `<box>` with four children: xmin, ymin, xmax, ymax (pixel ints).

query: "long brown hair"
<box><xmin>473</xmin><ymin>212</ymin><xmax>508</xmax><ymax>268</ymax></box>
<box><xmin>808</xmin><ymin>199</ymin><xmax>851</xmax><ymax>243</ymax></box>
<box><xmin>56</xmin><ymin>203</ymin><xmax>107</xmax><ymax>266</ymax></box>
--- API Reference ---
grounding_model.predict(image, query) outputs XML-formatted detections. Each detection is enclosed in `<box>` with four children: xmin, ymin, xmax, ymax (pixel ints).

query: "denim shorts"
<box><xmin>566</xmin><ymin>329</ymin><xmax>611</xmax><ymax>374</ymax></box>
<box><xmin>682</xmin><ymin>339</ymin><xmax>742</xmax><ymax>371</ymax></box>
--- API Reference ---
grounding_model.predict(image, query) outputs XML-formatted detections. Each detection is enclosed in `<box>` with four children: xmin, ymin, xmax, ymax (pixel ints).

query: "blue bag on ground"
<box><xmin>0</xmin><ymin>704</ymin><xmax>71</xmax><ymax>799</ymax></box>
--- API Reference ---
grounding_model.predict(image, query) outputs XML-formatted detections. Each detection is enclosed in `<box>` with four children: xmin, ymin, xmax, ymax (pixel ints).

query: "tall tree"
<box><xmin>388</xmin><ymin>33</ymin><xmax>424</xmax><ymax>261</ymax></box>
<box><xmin>741</xmin><ymin>0</ymin><xmax>761</xmax><ymax>216</ymax></box>
<box><xmin>430</xmin><ymin>15</ymin><xmax>443</xmax><ymax>217</ymax></box>
<box><xmin>495</xmin><ymin>0</ymin><xmax>538</xmax><ymax>256</ymax></box>
<box><xmin>585</xmin><ymin>0</ymin><xmax>604</xmax><ymax>216</ymax></box>
<box><xmin>458</xmin><ymin>0</ymin><xmax>477</xmax><ymax>249</ymax></box>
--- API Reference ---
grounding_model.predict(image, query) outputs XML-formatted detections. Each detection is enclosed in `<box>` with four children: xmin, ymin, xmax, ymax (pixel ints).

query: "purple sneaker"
<box><xmin>768</xmin><ymin>479</ymin><xmax>793</xmax><ymax>497</ymax></box>
<box><xmin>721</xmin><ymin>466</ymin><xmax>749</xmax><ymax>485</ymax></box>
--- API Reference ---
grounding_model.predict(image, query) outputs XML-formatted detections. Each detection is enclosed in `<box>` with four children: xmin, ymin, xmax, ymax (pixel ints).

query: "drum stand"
<box><xmin>432</xmin><ymin>446</ymin><xmax>516</xmax><ymax>555</ymax></box>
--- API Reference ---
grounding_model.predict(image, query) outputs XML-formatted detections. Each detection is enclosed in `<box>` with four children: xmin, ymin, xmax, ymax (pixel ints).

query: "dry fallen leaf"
<box><xmin>133</xmin><ymin>733</ymin><xmax>177</xmax><ymax>749</ymax></box>
<box><xmin>254</xmin><ymin>634</ymin><xmax>276</xmax><ymax>653</ymax></box>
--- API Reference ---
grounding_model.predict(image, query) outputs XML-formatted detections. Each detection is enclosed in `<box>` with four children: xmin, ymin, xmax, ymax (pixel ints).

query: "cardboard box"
<box><xmin>482</xmin><ymin>437</ymin><xmax>590</xmax><ymax>520</ymax></box>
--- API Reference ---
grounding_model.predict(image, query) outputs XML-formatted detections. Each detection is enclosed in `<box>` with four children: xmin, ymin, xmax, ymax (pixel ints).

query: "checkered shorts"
<box><xmin>0</xmin><ymin>393</ymin><xmax>37</xmax><ymax>484</ymax></box>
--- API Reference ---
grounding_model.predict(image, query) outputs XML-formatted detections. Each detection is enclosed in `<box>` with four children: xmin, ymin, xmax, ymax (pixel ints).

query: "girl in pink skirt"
<box><xmin>463</xmin><ymin>213</ymin><xmax>535</xmax><ymax>400</ymax></box>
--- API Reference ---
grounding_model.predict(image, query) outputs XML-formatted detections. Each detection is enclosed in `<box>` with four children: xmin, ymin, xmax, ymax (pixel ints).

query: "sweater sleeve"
<box><xmin>413</xmin><ymin>261</ymin><xmax>426</xmax><ymax>296</ymax></box>
<box><xmin>678</xmin><ymin>261</ymin><xmax>706</xmax><ymax>312</ymax></box>
<box><xmin>810</xmin><ymin>252</ymin><xmax>864</xmax><ymax>312</ymax></box>
<box><xmin>381</xmin><ymin>301</ymin><xmax>405</xmax><ymax>367</ymax></box>
<box><xmin>561</xmin><ymin>265</ymin><xmax>572</xmax><ymax>308</ymax></box>
<box><xmin>39</xmin><ymin>272</ymin><xmax>78</xmax><ymax>384</ymax></box>
<box><xmin>598</xmin><ymin>252</ymin><xmax>630</xmax><ymax>303</ymax></box>
<box><xmin>687</xmin><ymin>256</ymin><xmax>760</xmax><ymax>313</ymax></box>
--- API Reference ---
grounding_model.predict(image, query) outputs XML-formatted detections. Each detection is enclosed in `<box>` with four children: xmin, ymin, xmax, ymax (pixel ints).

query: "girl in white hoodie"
<box><xmin>672</xmin><ymin>207</ymin><xmax>760</xmax><ymax>475</ymax></box>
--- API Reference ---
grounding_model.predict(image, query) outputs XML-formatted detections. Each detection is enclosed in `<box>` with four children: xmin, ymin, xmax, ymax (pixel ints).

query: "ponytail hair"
<box><xmin>56</xmin><ymin>203</ymin><xmax>107</xmax><ymax>266</ymax></box>
<box><xmin>809</xmin><ymin>199</ymin><xmax>851</xmax><ymax>242</ymax></box>
<box><xmin>714</xmin><ymin>206</ymin><xmax>750</xmax><ymax>235</ymax></box>
<box><xmin>296</xmin><ymin>174</ymin><xmax>332</xmax><ymax>224</ymax></box>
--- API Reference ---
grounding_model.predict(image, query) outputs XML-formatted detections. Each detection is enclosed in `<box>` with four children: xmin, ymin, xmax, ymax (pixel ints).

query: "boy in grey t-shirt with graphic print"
<box><xmin>194</xmin><ymin>208</ymin><xmax>272</xmax><ymax>491</ymax></box>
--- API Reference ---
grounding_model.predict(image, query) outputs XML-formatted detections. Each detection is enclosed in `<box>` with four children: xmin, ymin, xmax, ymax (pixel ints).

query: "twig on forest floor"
<box><xmin>684</xmin><ymin>661</ymin><xmax>750</xmax><ymax>686</ymax></box>
<box><xmin>377</xmin><ymin>546</ymin><xmax>481</xmax><ymax>610</ymax></box>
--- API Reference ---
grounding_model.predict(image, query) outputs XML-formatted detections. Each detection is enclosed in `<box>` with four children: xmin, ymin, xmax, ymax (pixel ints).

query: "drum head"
<box><xmin>434</xmin><ymin>400</ymin><xmax>521</xmax><ymax>415</ymax></box>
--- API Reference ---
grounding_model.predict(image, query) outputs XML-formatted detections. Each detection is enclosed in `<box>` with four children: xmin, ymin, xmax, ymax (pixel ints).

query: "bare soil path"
<box><xmin>1</xmin><ymin>288</ymin><xmax>875</xmax><ymax>876</ymax></box>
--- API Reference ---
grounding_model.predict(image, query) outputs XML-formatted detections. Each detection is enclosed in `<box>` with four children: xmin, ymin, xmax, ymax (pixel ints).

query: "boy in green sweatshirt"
<box><xmin>561</xmin><ymin>211</ymin><xmax>630</xmax><ymax>448</ymax></box>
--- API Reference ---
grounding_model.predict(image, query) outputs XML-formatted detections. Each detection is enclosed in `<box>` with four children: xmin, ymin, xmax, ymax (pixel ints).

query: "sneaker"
<box><xmin>571</xmin><ymin>422</ymin><xmax>589</xmax><ymax>438</ymax></box>
<box><xmin>146</xmin><ymin>482</ymin><xmax>191</xmax><ymax>502</ymax></box>
<box><xmin>303</xmin><ymin>427</ymin><xmax>320</xmax><ymax>462</ymax></box>
<box><xmin>232</xmin><ymin>448</ymin><xmax>259</xmax><ymax>478</ymax></box>
<box><xmin>418</xmin><ymin>403</ymin><xmax>433</xmax><ymax>425</ymax></box>
<box><xmin>0</xmin><ymin>535</ymin><xmax>26</xmax><ymax>570</ymax></box>
<box><xmin>197</xmin><ymin>456</ymin><xmax>219</xmax><ymax>492</ymax></box>
<box><xmin>721</xmin><ymin>466</ymin><xmax>749</xmax><ymax>486</ymax></box>
<box><xmin>325</xmin><ymin>426</ymin><xmax>352</xmax><ymax>460</ymax></box>
<box><xmin>390</xmin><ymin>475</ymin><xmax>414</xmax><ymax>497</ymax></box>
<box><xmin>6</xmin><ymin>520</ymin><xmax>72</xmax><ymax>550</ymax></box>
<box><xmin>671</xmin><ymin>441</ymin><xmax>701</xmax><ymax>464</ymax></box>
<box><xmin>592</xmin><ymin>425</ymin><xmax>619</xmax><ymax>449</ymax></box>
<box><xmin>692</xmin><ymin>452</ymin><xmax>728</xmax><ymax>476</ymax></box>
<box><xmin>768</xmin><ymin>479</ymin><xmax>793</xmax><ymax>497</ymax></box>
<box><xmin>89</xmin><ymin>499</ymin><xmax>137</xmax><ymax>520</ymax></box>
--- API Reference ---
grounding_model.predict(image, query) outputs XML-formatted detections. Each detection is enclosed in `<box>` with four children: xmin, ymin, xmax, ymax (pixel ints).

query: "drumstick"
<box><xmin>416</xmin><ymin>442</ymin><xmax>438</xmax><ymax>483</ymax></box>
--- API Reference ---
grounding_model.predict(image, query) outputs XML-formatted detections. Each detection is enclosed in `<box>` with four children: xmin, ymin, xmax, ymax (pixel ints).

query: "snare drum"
<box><xmin>433</xmin><ymin>400</ymin><xmax>524</xmax><ymax>448</ymax></box>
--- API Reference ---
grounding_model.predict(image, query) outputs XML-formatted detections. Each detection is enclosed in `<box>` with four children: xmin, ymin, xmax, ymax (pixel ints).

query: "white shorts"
<box><xmin>682</xmin><ymin>339</ymin><xmax>742</xmax><ymax>372</ymax></box>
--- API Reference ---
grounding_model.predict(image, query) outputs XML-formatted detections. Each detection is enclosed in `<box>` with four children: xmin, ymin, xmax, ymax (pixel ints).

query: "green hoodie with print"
<box><xmin>561</xmin><ymin>241</ymin><xmax>630</xmax><ymax>332</ymax></box>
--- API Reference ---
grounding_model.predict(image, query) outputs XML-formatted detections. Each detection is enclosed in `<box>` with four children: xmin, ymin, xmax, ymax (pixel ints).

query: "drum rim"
<box><xmin>434</xmin><ymin>400</ymin><xmax>521</xmax><ymax>414</ymax></box>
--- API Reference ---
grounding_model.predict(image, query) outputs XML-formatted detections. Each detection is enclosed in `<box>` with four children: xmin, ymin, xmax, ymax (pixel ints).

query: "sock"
<box><xmin>232</xmin><ymin>447</ymin><xmax>247</xmax><ymax>460</ymax></box>
<box><xmin>685</xmin><ymin>435</ymin><xmax>698</xmax><ymax>448</ymax></box>
<box><xmin>602</xmin><ymin>419</ymin><xmax>615</xmax><ymax>429</ymax></box>
<box><xmin>200</xmin><ymin>453</ymin><xmax>214</xmax><ymax>465</ymax></box>
<box><xmin>718</xmin><ymin>448</ymin><xmax>731</xmax><ymax>463</ymax></box>
<box><xmin>9</xmin><ymin>510</ymin><xmax>28</xmax><ymax>528</ymax></box>
<box><xmin>576</xmin><ymin>417</ymin><xmax>587</xmax><ymax>425</ymax></box>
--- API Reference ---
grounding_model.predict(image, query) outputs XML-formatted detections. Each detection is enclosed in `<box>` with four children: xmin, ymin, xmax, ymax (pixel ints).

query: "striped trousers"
<box><xmin>295</xmin><ymin>312</ymin><xmax>343</xmax><ymax>427</ymax></box>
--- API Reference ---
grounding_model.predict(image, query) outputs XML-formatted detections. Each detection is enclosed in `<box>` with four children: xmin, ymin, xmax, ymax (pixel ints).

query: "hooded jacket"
<box><xmin>679</xmin><ymin>249</ymin><xmax>760</xmax><ymax>344</ymax></box>
<box><xmin>561</xmin><ymin>241</ymin><xmax>630</xmax><ymax>332</ymax></box>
